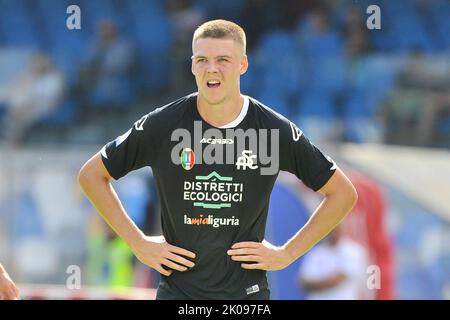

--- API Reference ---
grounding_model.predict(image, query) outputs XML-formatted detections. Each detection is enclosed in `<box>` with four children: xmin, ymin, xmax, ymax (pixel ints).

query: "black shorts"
<box><xmin>156</xmin><ymin>285</ymin><xmax>270</xmax><ymax>300</ymax></box>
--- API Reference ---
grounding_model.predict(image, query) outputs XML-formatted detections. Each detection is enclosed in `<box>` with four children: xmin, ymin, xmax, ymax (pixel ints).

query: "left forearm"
<box><xmin>228</xmin><ymin>169</ymin><xmax>357</xmax><ymax>271</ymax></box>
<box><xmin>283</xmin><ymin>191</ymin><xmax>357</xmax><ymax>262</ymax></box>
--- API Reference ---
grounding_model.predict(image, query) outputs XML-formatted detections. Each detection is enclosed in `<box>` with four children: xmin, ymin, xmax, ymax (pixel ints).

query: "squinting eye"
<box><xmin>197</xmin><ymin>59</ymin><xmax>206</xmax><ymax>63</ymax></box>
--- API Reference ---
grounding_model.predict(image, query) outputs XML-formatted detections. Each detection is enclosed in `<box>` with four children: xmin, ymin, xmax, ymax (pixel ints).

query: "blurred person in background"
<box><xmin>85</xmin><ymin>214</ymin><xmax>135</xmax><ymax>289</ymax></box>
<box><xmin>0</xmin><ymin>263</ymin><xmax>20</xmax><ymax>300</ymax></box>
<box><xmin>0</xmin><ymin>53</ymin><xmax>65</xmax><ymax>145</ymax></box>
<box><xmin>79</xmin><ymin>19</ymin><xmax>357</xmax><ymax>300</ymax></box>
<box><xmin>78</xmin><ymin>19</ymin><xmax>135</xmax><ymax>108</ymax></box>
<box><xmin>381</xmin><ymin>49</ymin><xmax>450</xmax><ymax>147</ymax></box>
<box><xmin>298</xmin><ymin>224</ymin><xmax>369</xmax><ymax>300</ymax></box>
<box><xmin>420</xmin><ymin>88</ymin><xmax>450</xmax><ymax>147</ymax></box>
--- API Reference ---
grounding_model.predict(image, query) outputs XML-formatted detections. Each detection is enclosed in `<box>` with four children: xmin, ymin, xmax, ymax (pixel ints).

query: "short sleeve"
<box><xmin>280</xmin><ymin>120</ymin><xmax>336</xmax><ymax>191</ymax></box>
<box><xmin>100</xmin><ymin>112</ymin><xmax>156</xmax><ymax>180</ymax></box>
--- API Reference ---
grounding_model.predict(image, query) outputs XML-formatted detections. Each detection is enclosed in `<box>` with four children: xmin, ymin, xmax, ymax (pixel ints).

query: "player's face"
<box><xmin>192</xmin><ymin>37</ymin><xmax>248</xmax><ymax>105</ymax></box>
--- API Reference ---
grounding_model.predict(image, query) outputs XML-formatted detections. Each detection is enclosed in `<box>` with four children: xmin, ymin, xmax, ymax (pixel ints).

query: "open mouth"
<box><xmin>206</xmin><ymin>80</ymin><xmax>221</xmax><ymax>88</ymax></box>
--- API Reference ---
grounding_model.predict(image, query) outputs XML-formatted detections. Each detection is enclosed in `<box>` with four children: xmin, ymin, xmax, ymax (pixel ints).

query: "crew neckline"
<box><xmin>192</xmin><ymin>93</ymin><xmax>249</xmax><ymax>129</ymax></box>
<box><xmin>219</xmin><ymin>95</ymin><xmax>249</xmax><ymax>128</ymax></box>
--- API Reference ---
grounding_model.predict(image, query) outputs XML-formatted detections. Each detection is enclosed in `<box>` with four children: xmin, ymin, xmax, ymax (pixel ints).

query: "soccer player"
<box><xmin>79</xmin><ymin>20</ymin><xmax>358</xmax><ymax>300</ymax></box>
<box><xmin>0</xmin><ymin>264</ymin><xmax>20</xmax><ymax>300</ymax></box>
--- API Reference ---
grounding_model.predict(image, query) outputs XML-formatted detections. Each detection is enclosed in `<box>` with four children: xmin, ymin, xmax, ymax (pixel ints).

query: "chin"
<box><xmin>202</xmin><ymin>91</ymin><xmax>226</xmax><ymax>105</ymax></box>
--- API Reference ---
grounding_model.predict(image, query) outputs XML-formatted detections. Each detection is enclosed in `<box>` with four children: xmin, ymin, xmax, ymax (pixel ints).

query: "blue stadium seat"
<box><xmin>297</xmin><ymin>15</ymin><xmax>343</xmax><ymax>60</ymax></box>
<box><xmin>266</xmin><ymin>181</ymin><xmax>311</xmax><ymax>300</ymax></box>
<box><xmin>0</xmin><ymin>13</ymin><xmax>43</xmax><ymax>49</ymax></box>
<box><xmin>129</xmin><ymin>9</ymin><xmax>172</xmax><ymax>90</ymax></box>
<box><xmin>115</xmin><ymin>176</ymin><xmax>150</xmax><ymax>227</ymax></box>
<box><xmin>35</xmin><ymin>0</ymin><xmax>88</xmax><ymax>50</ymax></box>
<box><xmin>360</xmin><ymin>55</ymin><xmax>398</xmax><ymax>109</ymax></box>
<box><xmin>125</xmin><ymin>0</ymin><xmax>165</xmax><ymax>17</ymax></box>
<box><xmin>343</xmin><ymin>91</ymin><xmax>376</xmax><ymax>118</ymax></box>
<box><xmin>195</xmin><ymin>0</ymin><xmax>245</xmax><ymax>20</ymax></box>
<box><xmin>391</xmin><ymin>18</ymin><xmax>434</xmax><ymax>53</ymax></box>
<box><xmin>256</xmin><ymin>91</ymin><xmax>290</xmax><ymax>117</ymax></box>
<box><xmin>12</xmin><ymin>190</ymin><xmax>44</xmax><ymax>238</ymax></box>
<box><xmin>256</xmin><ymin>31</ymin><xmax>305</xmax><ymax>99</ymax></box>
<box><xmin>88</xmin><ymin>77</ymin><xmax>135</xmax><ymax>108</ymax></box>
<box><xmin>297</xmin><ymin>91</ymin><xmax>335</xmax><ymax>118</ymax></box>
<box><xmin>303</xmin><ymin>32</ymin><xmax>343</xmax><ymax>59</ymax></box>
<box><xmin>77</xmin><ymin>0</ymin><xmax>128</xmax><ymax>35</ymax></box>
<box><xmin>131</xmin><ymin>10</ymin><xmax>172</xmax><ymax>54</ymax></box>
<box><xmin>240</xmin><ymin>58</ymin><xmax>260</xmax><ymax>97</ymax></box>
<box><xmin>292</xmin><ymin>92</ymin><xmax>340</xmax><ymax>143</ymax></box>
<box><xmin>308</xmin><ymin>55</ymin><xmax>346</xmax><ymax>96</ymax></box>
<box><xmin>35</xmin><ymin>0</ymin><xmax>71</xmax><ymax>19</ymax></box>
<box><xmin>48</xmin><ymin>44</ymin><xmax>83</xmax><ymax>87</ymax></box>
<box><xmin>0</xmin><ymin>0</ymin><xmax>28</xmax><ymax>13</ymax></box>
<box><xmin>259</xmin><ymin>30</ymin><xmax>300</xmax><ymax>54</ymax></box>
<box><xmin>38</xmin><ymin>99</ymin><xmax>79</xmax><ymax>127</ymax></box>
<box><xmin>260</xmin><ymin>53</ymin><xmax>304</xmax><ymax>99</ymax></box>
<box><xmin>427</xmin><ymin>0</ymin><xmax>450</xmax><ymax>50</ymax></box>
<box><xmin>342</xmin><ymin>92</ymin><xmax>384</xmax><ymax>143</ymax></box>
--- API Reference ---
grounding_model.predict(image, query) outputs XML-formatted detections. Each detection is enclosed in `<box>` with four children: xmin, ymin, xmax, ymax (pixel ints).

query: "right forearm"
<box><xmin>78</xmin><ymin>173</ymin><xmax>144</xmax><ymax>248</ymax></box>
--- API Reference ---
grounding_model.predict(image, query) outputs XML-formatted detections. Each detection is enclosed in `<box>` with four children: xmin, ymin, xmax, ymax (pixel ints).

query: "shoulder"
<box><xmin>148</xmin><ymin>93</ymin><xmax>195</xmax><ymax>120</ymax></box>
<box><xmin>247</xmin><ymin>95</ymin><xmax>303</xmax><ymax>140</ymax></box>
<box><xmin>247</xmin><ymin>96</ymin><xmax>290</xmax><ymax>124</ymax></box>
<box><xmin>138</xmin><ymin>93</ymin><xmax>196</xmax><ymax>132</ymax></box>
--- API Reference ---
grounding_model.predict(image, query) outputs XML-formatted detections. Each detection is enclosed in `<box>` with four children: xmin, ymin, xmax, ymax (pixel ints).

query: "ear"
<box><xmin>191</xmin><ymin>56</ymin><xmax>196</xmax><ymax>76</ymax></box>
<box><xmin>240</xmin><ymin>54</ymin><xmax>248</xmax><ymax>75</ymax></box>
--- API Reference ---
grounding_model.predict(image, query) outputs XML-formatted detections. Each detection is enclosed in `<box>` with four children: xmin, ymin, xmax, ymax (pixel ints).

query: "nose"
<box><xmin>206</xmin><ymin>61</ymin><xmax>219</xmax><ymax>73</ymax></box>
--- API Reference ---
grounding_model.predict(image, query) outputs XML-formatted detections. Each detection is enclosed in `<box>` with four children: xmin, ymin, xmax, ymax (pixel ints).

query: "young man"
<box><xmin>79</xmin><ymin>20</ymin><xmax>358</xmax><ymax>300</ymax></box>
<box><xmin>0</xmin><ymin>264</ymin><xmax>20</xmax><ymax>300</ymax></box>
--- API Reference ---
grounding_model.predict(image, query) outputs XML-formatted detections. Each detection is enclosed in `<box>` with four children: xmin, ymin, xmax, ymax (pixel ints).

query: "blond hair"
<box><xmin>192</xmin><ymin>19</ymin><xmax>246</xmax><ymax>53</ymax></box>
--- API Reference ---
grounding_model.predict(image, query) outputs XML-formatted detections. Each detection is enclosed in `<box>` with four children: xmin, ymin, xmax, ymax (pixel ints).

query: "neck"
<box><xmin>197</xmin><ymin>92</ymin><xmax>244</xmax><ymax>128</ymax></box>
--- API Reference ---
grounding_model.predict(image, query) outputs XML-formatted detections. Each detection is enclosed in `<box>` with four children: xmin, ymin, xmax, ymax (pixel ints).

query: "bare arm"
<box><xmin>0</xmin><ymin>264</ymin><xmax>20</xmax><ymax>300</ymax></box>
<box><xmin>282</xmin><ymin>167</ymin><xmax>358</xmax><ymax>261</ymax></box>
<box><xmin>228</xmin><ymin>167</ymin><xmax>358</xmax><ymax>270</ymax></box>
<box><xmin>78</xmin><ymin>152</ymin><xmax>196</xmax><ymax>276</ymax></box>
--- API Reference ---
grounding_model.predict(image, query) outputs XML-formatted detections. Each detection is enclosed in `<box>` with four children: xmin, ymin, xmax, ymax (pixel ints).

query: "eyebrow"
<box><xmin>192</xmin><ymin>55</ymin><xmax>233</xmax><ymax>60</ymax></box>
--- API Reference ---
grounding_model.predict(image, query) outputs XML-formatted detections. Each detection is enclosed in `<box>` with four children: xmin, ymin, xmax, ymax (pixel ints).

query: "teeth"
<box><xmin>207</xmin><ymin>80</ymin><xmax>220</xmax><ymax>84</ymax></box>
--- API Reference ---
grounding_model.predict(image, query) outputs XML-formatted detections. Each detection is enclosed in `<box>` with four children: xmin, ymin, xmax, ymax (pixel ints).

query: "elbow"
<box><xmin>346</xmin><ymin>182</ymin><xmax>358</xmax><ymax>212</ymax></box>
<box><xmin>77</xmin><ymin>163</ymin><xmax>90</xmax><ymax>190</ymax></box>
<box><xmin>78</xmin><ymin>157</ymin><xmax>110</xmax><ymax>191</ymax></box>
<box><xmin>334</xmin><ymin>180</ymin><xmax>358</xmax><ymax>216</ymax></box>
<box><xmin>78</xmin><ymin>161</ymin><xmax>99</xmax><ymax>190</ymax></box>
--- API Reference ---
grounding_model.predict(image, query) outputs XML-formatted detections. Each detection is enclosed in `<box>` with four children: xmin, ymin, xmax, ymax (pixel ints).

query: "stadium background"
<box><xmin>0</xmin><ymin>0</ymin><xmax>449</xmax><ymax>299</ymax></box>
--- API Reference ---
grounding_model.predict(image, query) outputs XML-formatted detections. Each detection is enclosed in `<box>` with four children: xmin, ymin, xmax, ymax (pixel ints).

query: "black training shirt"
<box><xmin>101</xmin><ymin>93</ymin><xmax>336</xmax><ymax>299</ymax></box>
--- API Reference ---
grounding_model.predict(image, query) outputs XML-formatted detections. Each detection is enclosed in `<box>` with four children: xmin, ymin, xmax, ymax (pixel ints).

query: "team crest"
<box><xmin>180</xmin><ymin>148</ymin><xmax>195</xmax><ymax>170</ymax></box>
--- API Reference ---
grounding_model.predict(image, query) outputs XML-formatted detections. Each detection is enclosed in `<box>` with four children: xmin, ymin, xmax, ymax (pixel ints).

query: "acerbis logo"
<box><xmin>180</xmin><ymin>148</ymin><xmax>195</xmax><ymax>170</ymax></box>
<box><xmin>200</xmin><ymin>138</ymin><xmax>234</xmax><ymax>144</ymax></box>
